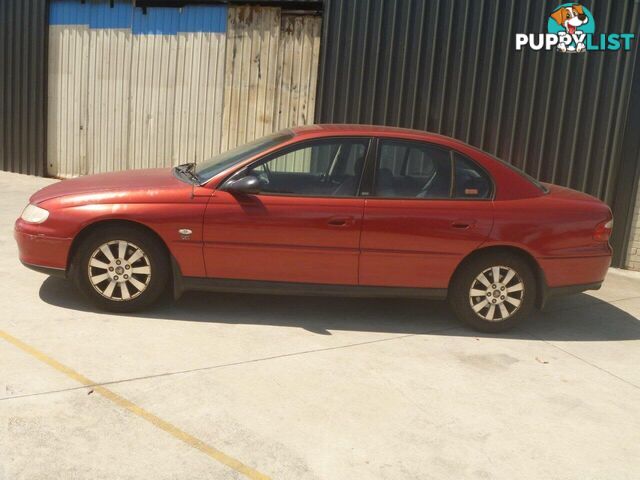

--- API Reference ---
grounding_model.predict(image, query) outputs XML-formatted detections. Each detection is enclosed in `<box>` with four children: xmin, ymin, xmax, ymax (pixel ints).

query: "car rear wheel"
<box><xmin>73</xmin><ymin>226</ymin><xmax>169</xmax><ymax>312</ymax></box>
<box><xmin>449</xmin><ymin>252</ymin><xmax>536</xmax><ymax>332</ymax></box>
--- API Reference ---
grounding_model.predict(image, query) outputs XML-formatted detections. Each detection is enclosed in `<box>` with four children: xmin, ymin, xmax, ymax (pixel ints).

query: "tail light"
<box><xmin>593</xmin><ymin>218</ymin><xmax>613</xmax><ymax>242</ymax></box>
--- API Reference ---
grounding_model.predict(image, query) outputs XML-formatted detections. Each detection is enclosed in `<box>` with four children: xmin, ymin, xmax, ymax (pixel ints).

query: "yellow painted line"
<box><xmin>0</xmin><ymin>329</ymin><xmax>271</xmax><ymax>480</ymax></box>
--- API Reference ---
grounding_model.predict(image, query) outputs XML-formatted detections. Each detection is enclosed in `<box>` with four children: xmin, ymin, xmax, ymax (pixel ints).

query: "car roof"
<box><xmin>289</xmin><ymin>123</ymin><xmax>469</xmax><ymax>148</ymax></box>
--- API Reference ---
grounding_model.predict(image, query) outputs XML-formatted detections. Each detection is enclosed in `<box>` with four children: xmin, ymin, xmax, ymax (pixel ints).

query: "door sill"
<box><xmin>177</xmin><ymin>276</ymin><xmax>447</xmax><ymax>300</ymax></box>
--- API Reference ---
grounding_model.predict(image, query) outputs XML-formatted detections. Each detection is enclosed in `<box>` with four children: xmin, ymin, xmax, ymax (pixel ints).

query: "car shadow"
<box><xmin>38</xmin><ymin>276</ymin><xmax>640</xmax><ymax>341</ymax></box>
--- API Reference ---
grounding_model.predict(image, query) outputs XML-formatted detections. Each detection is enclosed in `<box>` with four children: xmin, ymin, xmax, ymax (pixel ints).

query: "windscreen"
<box><xmin>194</xmin><ymin>131</ymin><xmax>294</xmax><ymax>183</ymax></box>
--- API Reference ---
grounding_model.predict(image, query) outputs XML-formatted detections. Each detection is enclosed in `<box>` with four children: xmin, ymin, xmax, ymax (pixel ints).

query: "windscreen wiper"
<box><xmin>175</xmin><ymin>163</ymin><xmax>200</xmax><ymax>184</ymax></box>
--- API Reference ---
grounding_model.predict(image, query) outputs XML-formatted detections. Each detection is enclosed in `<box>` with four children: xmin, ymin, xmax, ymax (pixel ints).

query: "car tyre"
<box><xmin>449</xmin><ymin>252</ymin><xmax>536</xmax><ymax>332</ymax></box>
<box><xmin>72</xmin><ymin>225</ymin><xmax>169</xmax><ymax>312</ymax></box>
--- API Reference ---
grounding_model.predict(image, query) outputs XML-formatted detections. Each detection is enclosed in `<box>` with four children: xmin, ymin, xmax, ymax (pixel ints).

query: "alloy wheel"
<box><xmin>87</xmin><ymin>240</ymin><xmax>151</xmax><ymax>301</ymax></box>
<box><xmin>468</xmin><ymin>266</ymin><xmax>524</xmax><ymax>322</ymax></box>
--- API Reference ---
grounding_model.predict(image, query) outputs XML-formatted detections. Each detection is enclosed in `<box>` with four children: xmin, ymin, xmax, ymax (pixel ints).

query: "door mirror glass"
<box><xmin>225</xmin><ymin>175</ymin><xmax>262</xmax><ymax>195</ymax></box>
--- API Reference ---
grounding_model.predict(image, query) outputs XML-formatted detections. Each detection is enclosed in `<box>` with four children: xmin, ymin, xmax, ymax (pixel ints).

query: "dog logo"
<box><xmin>516</xmin><ymin>3</ymin><xmax>634</xmax><ymax>53</ymax></box>
<box><xmin>548</xmin><ymin>3</ymin><xmax>595</xmax><ymax>53</ymax></box>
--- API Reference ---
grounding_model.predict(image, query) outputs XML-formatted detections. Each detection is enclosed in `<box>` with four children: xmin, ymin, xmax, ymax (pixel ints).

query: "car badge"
<box><xmin>178</xmin><ymin>228</ymin><xmax>192</xmax><ymax>240</ymax></box>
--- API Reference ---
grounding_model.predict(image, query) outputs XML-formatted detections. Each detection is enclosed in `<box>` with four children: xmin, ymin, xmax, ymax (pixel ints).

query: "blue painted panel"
<box><xmin>88</xmin><ymin>0</ymin><xmax>132</xmax><ymax>29</ymax></box>
<box><xmin>49</xmin><ymin>0</ymin><xmax>85</xmax><ymax>26</ymax></box>
<box><xmin>185</xmin><ymin>5</ymin><xmax>227</xmax><ymax>34</ymax></box>
<box><xmin>133</xmin><ymin>5</ymin><xmax>226</xmax><ymax>34</ymax></box>
<box><xmin>49</xmin><ymin>0</ymin><xmax>132</xmax><ymax>29</ymax></box>
<box><xmin>49</xmin><ymin>0</ymin><xmax>227</xmax><ymax>34</ymax></box>
<box><xmin>132</xmin><ymin>6</ymin><xmax>179</xmax><ymax>35</ymax></box>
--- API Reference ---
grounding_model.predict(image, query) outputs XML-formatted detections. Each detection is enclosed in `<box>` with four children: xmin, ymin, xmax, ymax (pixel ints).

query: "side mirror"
<box><xmin>225</xmin><ymin>175</ymin><xmax>261</xmax><ymax>195</ymax></box>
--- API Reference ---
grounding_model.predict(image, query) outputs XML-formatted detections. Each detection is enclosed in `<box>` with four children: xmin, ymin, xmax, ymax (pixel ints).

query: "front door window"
<box><xmin>245</xmin><ymin>138</ymin><xmax>370</xmax><ymax>197</ymax></box>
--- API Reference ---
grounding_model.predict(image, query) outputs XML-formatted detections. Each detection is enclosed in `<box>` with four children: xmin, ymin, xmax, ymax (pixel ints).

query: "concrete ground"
<box><xmin>1</xmin><ymin>171</ymin><xmax>639</xmax><ymax>480</ymax></box>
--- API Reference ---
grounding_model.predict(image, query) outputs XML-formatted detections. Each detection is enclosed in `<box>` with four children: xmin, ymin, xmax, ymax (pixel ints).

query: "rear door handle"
<box><xmin>451</xmin><ymin>220</ymin><xmax>475</xmax><ymax>230</ymax></box>
<box><xmin>328</xmin><ymin>216</ymin><xmax>353</xmax><ymax>227</ymax></box>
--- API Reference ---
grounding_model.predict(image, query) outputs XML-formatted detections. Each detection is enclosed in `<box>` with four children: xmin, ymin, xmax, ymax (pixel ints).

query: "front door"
<box><xmin>202</xmin><ymin>137</ymin><xmax>372</xmax><ymax>285</ymax></box>
<box><xmin>359</xmin><ymin>139</ymin><xmax>494</xmax><ymax>288</ymax></box>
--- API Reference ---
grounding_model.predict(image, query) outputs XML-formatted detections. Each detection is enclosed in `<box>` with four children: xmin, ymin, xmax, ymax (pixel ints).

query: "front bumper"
<box><xmin>14</xmin><ymin>227</ymin><xmax>72</xmax><ymax>274</ymax></box>
<box><xmin>20</xmin><ymin>260</ymin><xmax>67</xmax><ymax>278</ymax></box>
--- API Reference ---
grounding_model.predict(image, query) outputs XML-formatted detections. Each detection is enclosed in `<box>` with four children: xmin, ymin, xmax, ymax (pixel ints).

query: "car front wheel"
<box><xmin>73</xmin><ymin>226</ymin><xmax>169</xmax><ymax>312</ymax></box>
<box><xmin>449</xmin><ymin>252</ymin><xmax>536</xmax><ymax>332</ymax></box>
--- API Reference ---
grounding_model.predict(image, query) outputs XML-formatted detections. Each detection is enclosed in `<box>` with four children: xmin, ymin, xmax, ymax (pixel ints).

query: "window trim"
<box><xmin>368</xmin><ymin>137</ymin><xmax>495</xmax><ymax>201</ymax></box>
<box><xmin>220</xmin><ymin>136</ymin><xmax>375</xmax><ymax>199</ymax></box>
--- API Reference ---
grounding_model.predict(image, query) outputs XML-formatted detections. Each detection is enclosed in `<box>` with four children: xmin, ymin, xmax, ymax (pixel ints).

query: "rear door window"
<box><xmin>372</xmin><ymin>139</ymin><xmax>493</xmax><ymax>200</ymax></box>
<box><xmin>374</xmin><ymin>140</ymin><xmax>452</xmax><ymax>199</ymax></box>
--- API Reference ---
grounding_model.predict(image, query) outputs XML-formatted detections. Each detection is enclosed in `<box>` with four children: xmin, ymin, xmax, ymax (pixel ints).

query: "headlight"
<box><xmin>20</xmin><ymin>204</ymin><xmax>49</xmax><ymax>224</ymax></box>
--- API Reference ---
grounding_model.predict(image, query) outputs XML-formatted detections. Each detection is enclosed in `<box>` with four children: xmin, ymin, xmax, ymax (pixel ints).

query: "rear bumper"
<box><xmin>537</xmin><ymin>254</ymin><xmax>610</xmax><ymax>309</ymax></box>
<box><xmin>539</xmin><ymin>281</ymin><xmax>602</xmax><ymax>309</ymax></box>
<box><xmin>14</xmin><ymin>228</ymin><xmax>71</xmax><ymax>273</ymax></box>
<box><xmin>538</xmin><ymin>254</ymin><xmax>611</xmax><ymax>287</ymax></box>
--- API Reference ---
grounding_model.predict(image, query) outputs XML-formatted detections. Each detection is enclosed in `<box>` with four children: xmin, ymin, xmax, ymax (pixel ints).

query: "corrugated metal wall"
<box><xmin>128</xmin><ymin>17</ymin><xmax>226</xmax><ymax>171</ymax></box>
<box><xmin>0</xmin><ymin>0</ymin><xmax>47</xmax><ymax>176</ymax></box>
<box><xmin>47</xmin><ymin>24</ymin><xmax>88</xmax><ymax>177</ymax></box>
<box><xmin>47</xmin><ymin>1</ymin><xmax>320</xmax><ymax>177</ymax></box>
<box><xmin>273</xmin><ymin>13</ymin><xmax>322</xmax><ymax>130</ymax></box>
<box><xmin>221</xmin><ymin>6</ymin><xmax>321</xmax><ymax>151</ymax></box>
<box><xmin>92</xmin><ymin>27</ymin><xmax>131</xmax><ymax>174</ymax></box>
<box><xmin>47</xmin><ymin>0</ymin><xmax>227</xmax><ymax>177</ymax></box>
<box><xmin>169</xmin><ymin>30</ymin><xmax>226</xmax><ymax>168</ymax></box>
<box><xmin>222</xmin><ymin>6</ymin><xmax>281</xmax><ymax>151</ymax></box>
<box><xmin>315</xmin><ymin>0</ymin><xmax>640</xmax><ymax>267</ymax></box>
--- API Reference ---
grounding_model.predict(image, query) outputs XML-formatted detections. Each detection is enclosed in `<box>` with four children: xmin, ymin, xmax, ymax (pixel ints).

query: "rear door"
<box><xmin>202</xmin><ymin>137</ymin><xmax>372</xmax><ymax>285</ymax></box>
<box><xmin>359</xmin><ymin>139</ymin><xmax>494</xmax><ymax>288</ymax></box>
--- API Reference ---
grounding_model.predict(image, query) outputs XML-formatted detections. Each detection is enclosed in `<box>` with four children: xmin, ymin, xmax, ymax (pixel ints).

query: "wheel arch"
<box><xmin>449</xmin><ymin>245</ymin><xmax>547</xmax><ymax>308</ymax></box>
<box><xmin>66</xmin><ymin>219</ymin><xmax>177</xmax><ymax>284</ymax></box>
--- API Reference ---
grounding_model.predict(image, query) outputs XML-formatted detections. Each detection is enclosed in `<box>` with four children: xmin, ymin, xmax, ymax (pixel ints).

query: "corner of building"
<box><xmin>625</xmin><ymin>178</ymin><xmax>640</xmax><ymax>271</ymax></box>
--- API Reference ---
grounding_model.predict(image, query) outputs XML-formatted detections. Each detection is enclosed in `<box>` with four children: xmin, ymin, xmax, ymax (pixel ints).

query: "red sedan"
<box><xmin>15</xmin><ymin>125</ymin><xmax>612</xmax><ymax>331</ymax></box>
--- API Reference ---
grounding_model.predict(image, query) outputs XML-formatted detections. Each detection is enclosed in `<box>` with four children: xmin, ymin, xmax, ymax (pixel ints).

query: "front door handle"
<box><xmin>328</xmin><ymin>216</ymin><xmax>353</xmax><ymax>227</ymax></box>
<box><xmin>451</xmin><ymin>220</ymin><xmax>475</xmax><ymax>230</ymax></box>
